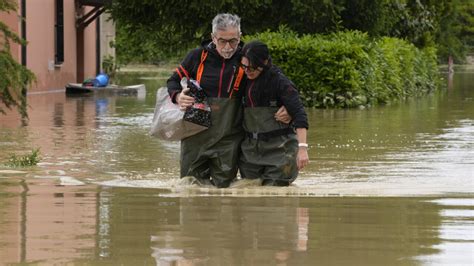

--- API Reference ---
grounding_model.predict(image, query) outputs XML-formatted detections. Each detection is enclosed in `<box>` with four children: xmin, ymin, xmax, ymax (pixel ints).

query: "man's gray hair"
<box><xmin>212</xmin><ymin>13</ymin><xmax>241</xmax><ymax>34</ymax></box>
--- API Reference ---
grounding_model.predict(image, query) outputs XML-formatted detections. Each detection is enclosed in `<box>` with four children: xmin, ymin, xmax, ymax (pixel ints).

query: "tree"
<box><xmin>340</xmin><ymin>0</ymin><xmax>392</xmax><ymax>37</ymax></box>
<box><xmin>0</xmin><ymin>0</ymin><xmax>35</xmax><ymax>118</ymax></box>
<box><xmin>448</xmin><ymin>0</ymin><xmax>474</xmax><ymax>62</ymax></box>
<box><xmin>417</xmin><ymin>0</ymin><xmax>474</xmax><ymax>63</ymax></box>
<box><xmin>107</xmin><ymin>0</ymin><xmax>344</xmax><ymax>63</ymax></box>
<box><xmin>458</xmin><ymin>0</ymin><xmax>474</xmax><ymax>51</ymax></box>
<box><xmin>107</xmin><ymin>0</ymin><xmax>472</xmax><ymax>64</ymax></box>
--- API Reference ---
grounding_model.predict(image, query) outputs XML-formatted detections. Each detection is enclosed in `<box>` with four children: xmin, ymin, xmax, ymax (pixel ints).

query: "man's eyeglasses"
<box><xmin>215</xmin><ymin>38</ymin><xmax>240</xmax><ymax>47</ymax></box>
<box><xmin>240</xmin><ymin>63</ymin><xmax>258</xmax><ymax>72</ymax></box>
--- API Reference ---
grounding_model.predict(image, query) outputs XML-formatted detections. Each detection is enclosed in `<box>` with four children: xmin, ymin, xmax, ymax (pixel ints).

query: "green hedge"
<box><xmin>245</xmin><ymin>28</ymin><xmax>439</xmax><ymax>108</ymax></box>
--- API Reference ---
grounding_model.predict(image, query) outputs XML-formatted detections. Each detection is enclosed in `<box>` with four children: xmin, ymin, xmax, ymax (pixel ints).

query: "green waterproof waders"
<box><xmin>180</xmin><ymin>98</ymin><xmax>244</xmax><ymax>188</ymax></box>
<box><xmin>239</xmin><ymin>107</ymin><xmax>298</xmax><ymax>186</ymax></box>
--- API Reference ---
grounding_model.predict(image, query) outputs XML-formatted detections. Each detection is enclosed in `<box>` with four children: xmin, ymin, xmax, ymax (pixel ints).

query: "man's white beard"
<box><xmin>220</xmin><ymin>49</ymin><xmax>235</xmax><ymax>59</ymax></box>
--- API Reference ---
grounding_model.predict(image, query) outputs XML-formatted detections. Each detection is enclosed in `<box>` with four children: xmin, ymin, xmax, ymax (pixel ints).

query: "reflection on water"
<box><xmin>0</xmin><ymin>182</ymin><xmax>473</xmax><ymax>265</ymax></box>
<box><xmin>0</xmin><ymin>70</ymin><xmax>473</xmax><ymax>264</ymax></box>
<box><xmin>0</xmin><ymin>178</ymin><xmax>97</xmax><ymax>264</ymax></box>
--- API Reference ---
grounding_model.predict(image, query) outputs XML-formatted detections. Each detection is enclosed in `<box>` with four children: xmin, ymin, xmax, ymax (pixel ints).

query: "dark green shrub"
<box><xmin>246</xmin><ymin>28</ymin><xmax>439</xmax><ymax>108</ymax></box>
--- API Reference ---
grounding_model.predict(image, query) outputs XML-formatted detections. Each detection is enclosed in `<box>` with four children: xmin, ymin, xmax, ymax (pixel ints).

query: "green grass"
<box><xmin>7</xmin><ymin>148</ymin><xmax>41</xmax><ymax>167</ymax></box>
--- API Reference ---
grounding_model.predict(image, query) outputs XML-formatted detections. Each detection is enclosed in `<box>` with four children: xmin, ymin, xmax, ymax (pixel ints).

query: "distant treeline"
<box><xmin>107</xmin><ymin>0</ymin><xmax>473</xmax><ymax>65</ymax></box>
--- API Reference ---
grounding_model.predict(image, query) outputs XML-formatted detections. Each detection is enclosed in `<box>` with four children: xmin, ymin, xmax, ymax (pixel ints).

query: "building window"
<box><xmin>55</xmin><ymin>0</ymin><xmax>64</xmax><ymax>64</ymax></box>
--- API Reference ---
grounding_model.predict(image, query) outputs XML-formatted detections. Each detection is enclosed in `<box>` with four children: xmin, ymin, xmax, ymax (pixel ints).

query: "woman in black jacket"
<box><xmin>239</xmin><ymin>40</ymin><xmax>309</xmax><ymax>186</ymax></box>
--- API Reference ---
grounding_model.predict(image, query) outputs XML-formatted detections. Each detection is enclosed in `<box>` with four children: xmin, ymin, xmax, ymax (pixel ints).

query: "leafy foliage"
<box><xmin>434</xmin><ymin>0</ymin><xmax>474</xmax><ymax>63</ymax></box>
<box><xmin>102</xmin><ymin>54</ymin><xmax>119</xmax><ymax>82</ymax></box>
<box><xmin>7</xmin><ymin>148</ymin><xmax>40</xmax><ymax>167</ymax></box>
<box><xmin>385</xmin><ymin>1</ymin><xmax>436</xmax><ymax>48</ymax></box>
<box><xmin>459</xmin><ymin>0</ymin><xmax>474</xmax><ymax>51</ymax></box>
<box><xmin>246</xmin><ymin>28</ymin><xmax>439</xmax><ymax>108</ymax></box>
<box><xmin>0</xmin><ymin>0</ymin><xmax>35</xmax><ymax>118</ymax></box>
<box><xmin>106</xmin><ymin>0</ymin><xmax>346</xmax><ymax>63</ymax></box>
<box><xmin>107</xmin><ymin>0</ymin><xmax>472</xmax><ymax>65</ymax></box>
<box><xmin>340</xmin><ymin>0</ymin><xmax>393</xmax><ymax>37</ymax></box>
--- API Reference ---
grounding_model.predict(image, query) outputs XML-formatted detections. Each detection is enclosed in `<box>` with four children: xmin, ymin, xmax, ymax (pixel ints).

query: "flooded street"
<box><xmin>0</xmin><ymin>69</ymin><xmax>473</xmax><ymax>265</ymax></box>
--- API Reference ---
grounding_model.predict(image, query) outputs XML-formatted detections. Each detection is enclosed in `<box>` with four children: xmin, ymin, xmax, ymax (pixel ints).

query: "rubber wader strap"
<box><xmin>176</xmin><ymin>65</ymin><xmax>190</xmax><ymax>80</ymax></box>
<box><xmin>196</xmin><ymin>50</ymin><xmax>208</xmax><ymax>83</ymax></box>
<box><xmin>175</xmin><ymin>68</ymin><xmax>183</xmax><ymax>79</ymax></box>
<box><xmin>229</xmin><ymin>66</ymin><xmax>244</xmax><ymax>98</ymax></box>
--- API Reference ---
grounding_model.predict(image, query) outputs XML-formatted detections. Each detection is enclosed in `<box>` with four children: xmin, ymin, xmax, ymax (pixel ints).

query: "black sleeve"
<box><xmin>279</xmin><ymin>78</ymin><xmax>309</xmax><ymax>129</ymax></box>
<box><xmin>166</xmin><ymin>48</ymin><xmax>201</xmax><ymax>103</ymax></box>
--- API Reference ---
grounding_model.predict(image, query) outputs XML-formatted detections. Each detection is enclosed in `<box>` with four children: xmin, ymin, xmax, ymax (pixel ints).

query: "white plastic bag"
<box><xmin>150</xmin><ymin>87</ymin><xmax>207</xmax><ymax>141</ymax></box>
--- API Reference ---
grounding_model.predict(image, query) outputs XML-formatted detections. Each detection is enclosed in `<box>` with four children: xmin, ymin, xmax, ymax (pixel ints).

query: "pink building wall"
<box><xmin>0</xmin><ymin>9</ymin><xmax>20</xmax><ymax>60</ymax></box>
<box><xmin>1</xmin><ymin>0</ymin><xmax>99</xmax><ymax>93</ymax></box>
<box><xmin>83</xmin><ymin>7</ymin><xmax>98</xmax><ymax>81</ymax></box>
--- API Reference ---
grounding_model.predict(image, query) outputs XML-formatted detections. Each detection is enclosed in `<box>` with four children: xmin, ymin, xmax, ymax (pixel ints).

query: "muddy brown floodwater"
<box><xmin>0</xmin><ymin>69</ymin><xmax>472</xmax><ymax>265</ymax></box>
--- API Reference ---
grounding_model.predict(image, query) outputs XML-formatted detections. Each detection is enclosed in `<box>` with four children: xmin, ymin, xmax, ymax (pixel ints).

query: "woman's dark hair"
<box><xmin>241</xmin><ymin>40</ymin><xmax>272</xmax><ymax>70</ymax></box>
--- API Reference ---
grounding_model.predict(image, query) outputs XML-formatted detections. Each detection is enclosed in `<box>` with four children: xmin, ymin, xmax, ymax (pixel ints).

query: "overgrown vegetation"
<box><xmin>107</xmin><ymin>0</ymin><xmax>473</xmax><ymax>64</ymax></box>
<box><xmin>0</xmin><ymin>0</ymin><xmax>35</xmax><ymax>118</ymax></box>
<box><xmin>102</xmin><ymin>54</ymin><xmax>119</xmax><ymax>83</ymax></box>
<box><xmin>6</xmin><ymin>148</ymin><xmax>40</xmax><ymax>167</ymax></box>
<box><xmin>246</xmin><ymin>29</ymin><xmax>439</xmax><ymax>108</ymax></box>
<box><xmin>435</xmin><ymin>0</ymin><xmax>474</xmax><ymax>62</ymax></box>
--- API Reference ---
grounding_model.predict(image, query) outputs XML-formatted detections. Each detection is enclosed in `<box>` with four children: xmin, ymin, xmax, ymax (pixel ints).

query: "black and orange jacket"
<box><xmin>167</xmin><ymin>40</ymin><xmax>245</xmax><ymax>102</ymax></box>
<box><xmin>243</xmin><ymin>65</ymin><xmax>309</xmax><ymax>129</ymax></box>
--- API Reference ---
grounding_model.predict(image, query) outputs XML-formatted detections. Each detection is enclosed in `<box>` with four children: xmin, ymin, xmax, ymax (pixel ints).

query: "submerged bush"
<box><xmin>7</xmin><ymin>148</ymin><xmax>40</xmax><ymax>167</ymax></box>
<box><xmin>246</xmin><ymin>28</ymin><xmax>439</xmax><ymax>108</ymax></box>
